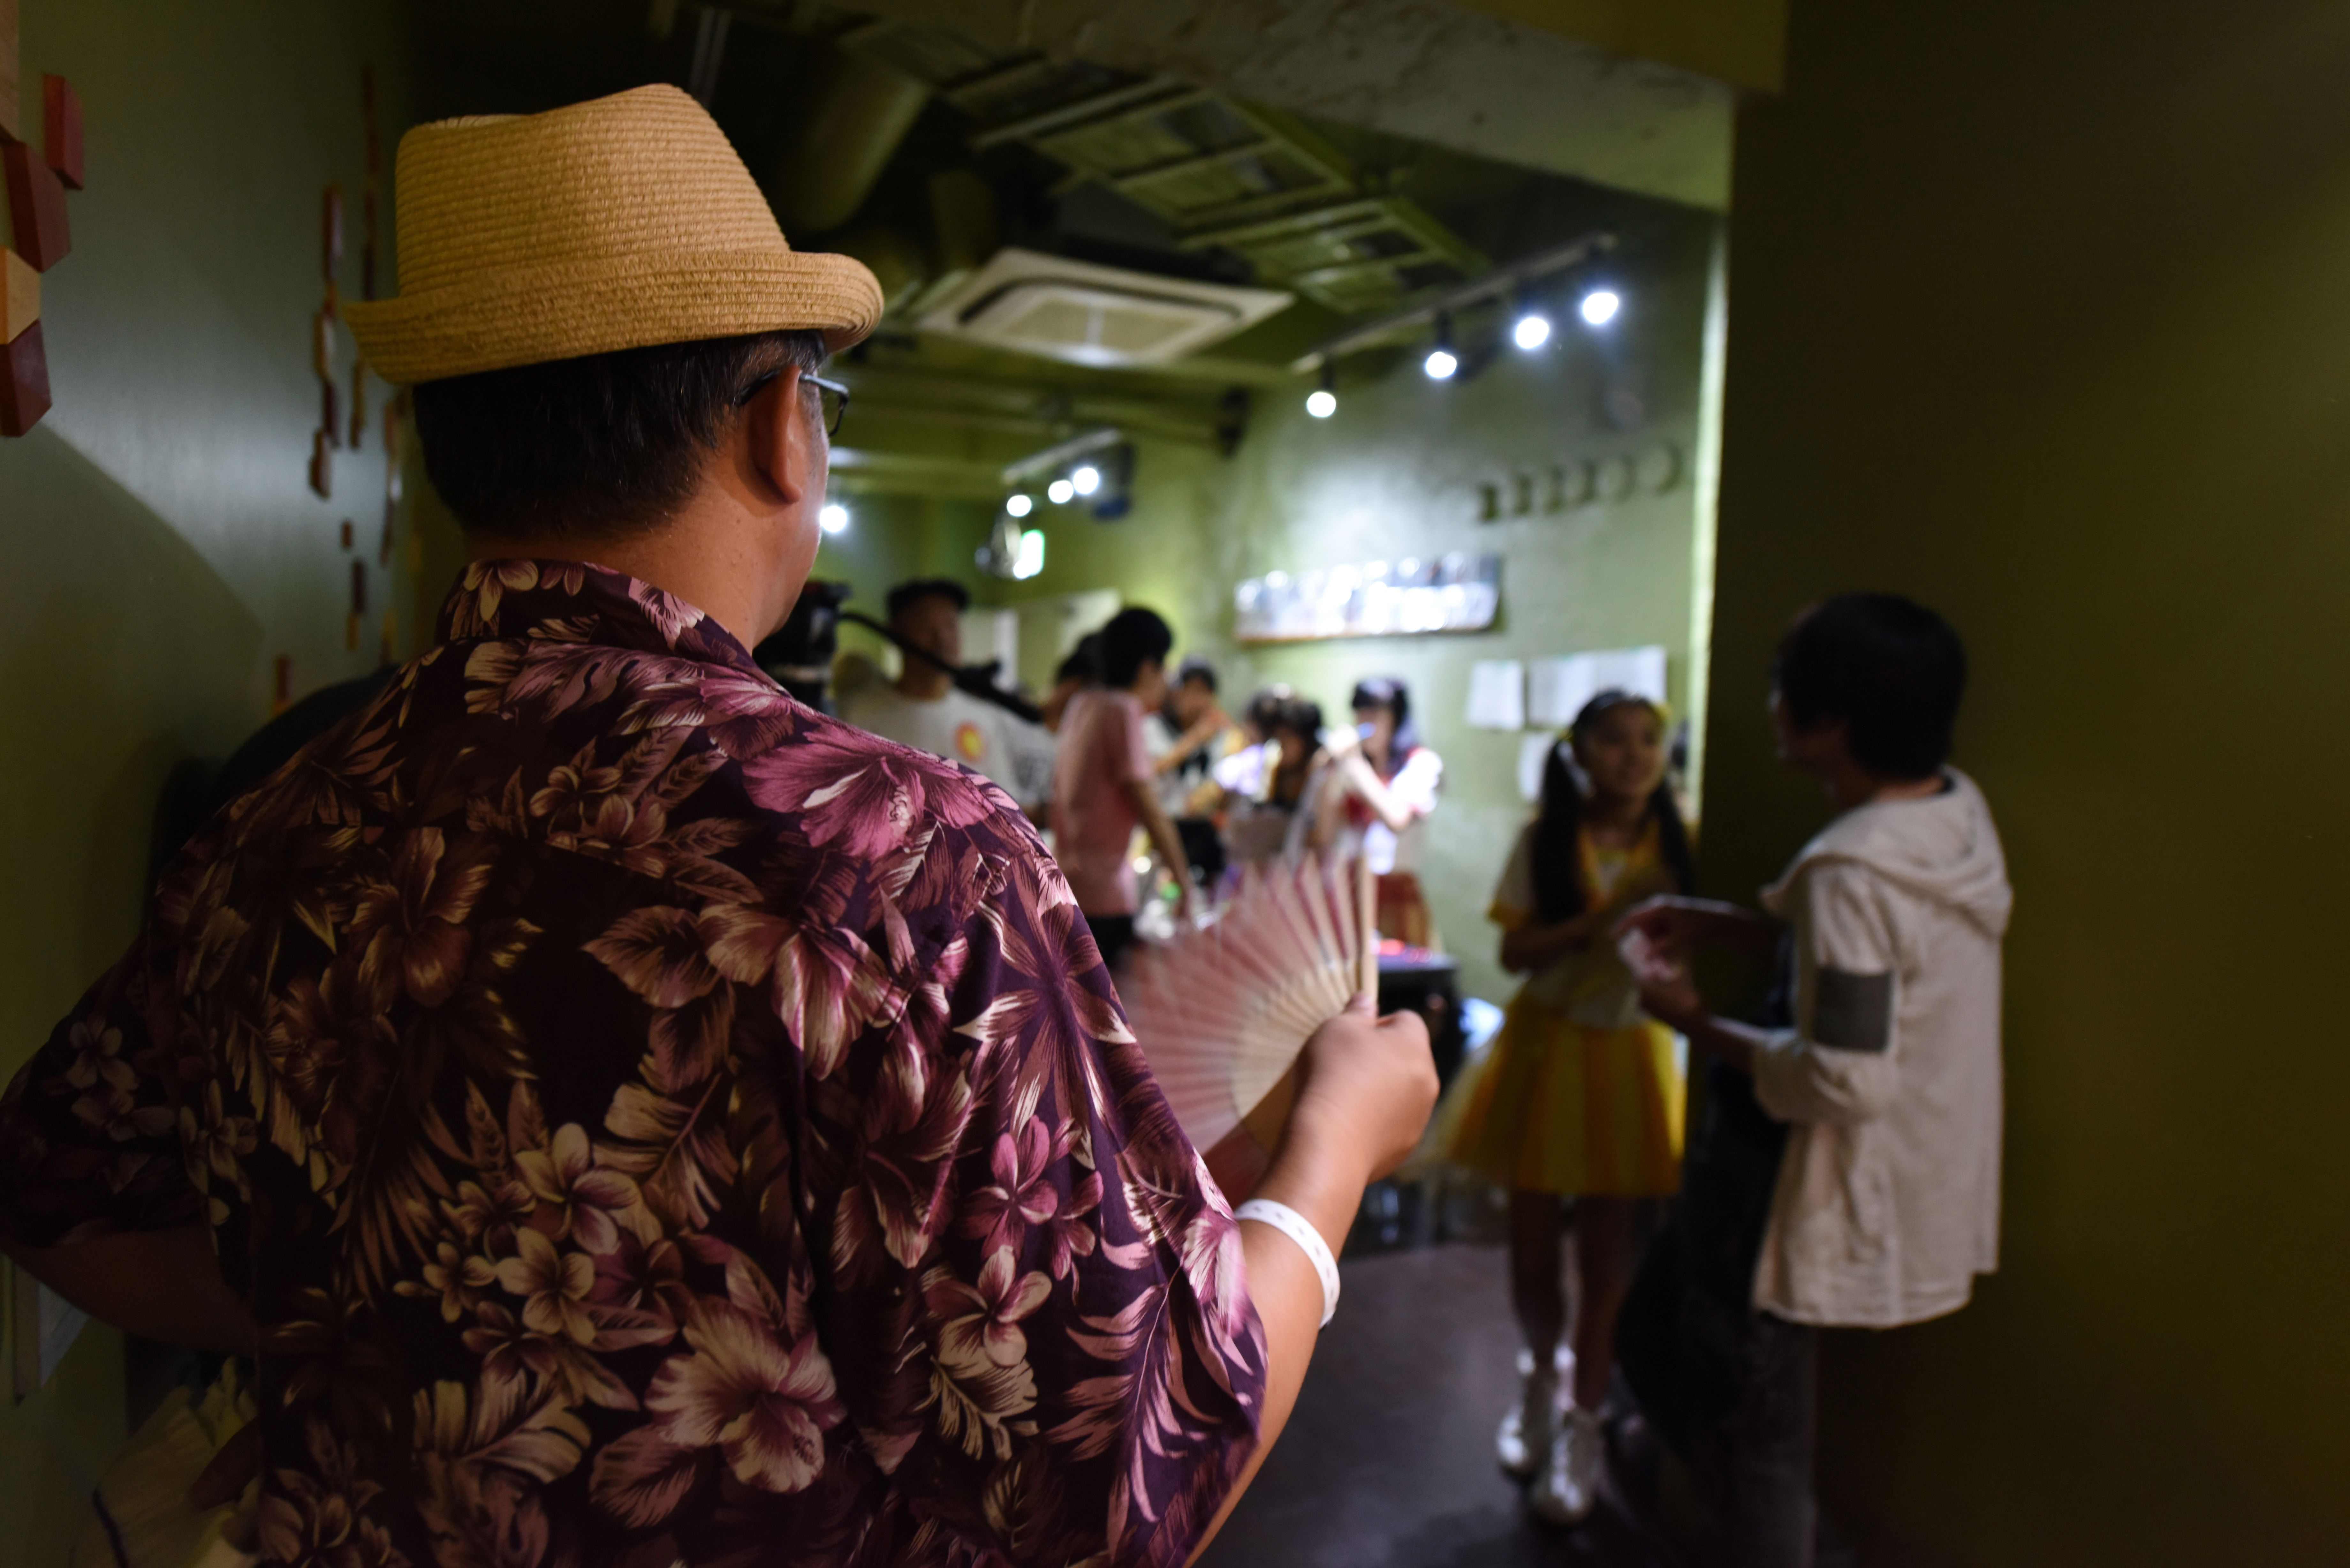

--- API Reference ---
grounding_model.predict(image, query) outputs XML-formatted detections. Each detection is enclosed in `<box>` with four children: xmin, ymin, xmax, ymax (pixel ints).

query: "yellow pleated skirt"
<box><xmin>1437</xmin><ymin>991</ymin><xmax>1686</xmax><ymax>1196</ymax></box>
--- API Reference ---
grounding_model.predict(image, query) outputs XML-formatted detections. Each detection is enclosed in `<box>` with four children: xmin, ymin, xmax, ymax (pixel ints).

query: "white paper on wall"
<box><xmin>1465</xmin><ymin>660</ymin><xmax>1526</xmax><ymax>730</ymax></box>
<box><xmin>1518</xmin><ymin>732</ymin><xmax>1558</xmax><ymax>802</ymax></box>
<box><xmin>1526</xmin><ymin>645</ymin><xmax>1670</xmax><ymax>728</ymax></box>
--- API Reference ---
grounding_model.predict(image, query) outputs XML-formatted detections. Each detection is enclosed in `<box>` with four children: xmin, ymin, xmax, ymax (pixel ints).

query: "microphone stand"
<box><xmin>837</xmin><ymin>610</ymin><xmax>1046</xmax><ymax>726</ymax></box>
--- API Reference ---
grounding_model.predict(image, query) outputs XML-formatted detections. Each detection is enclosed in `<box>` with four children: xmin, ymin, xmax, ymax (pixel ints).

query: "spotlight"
<box><xmin>1013</xmin><ymin>528</ymin><xmax>1046</xmax><ymax>580</ymax></box>
<box><xmin>1579</xmin><ymin>288</ymin><xmax>1622</xmax><ymax>327</ymax></box>
<box><xmin>1005</xmin><ymin>492</ymin><xmax>1034</xmax><ymax>518</ymax></box>
<box><xmin>1305</xmin><ymin>365</ymin><xmax>1337</xmax><ymax>418</ymax></box>
<box><xmin>1071</xmin><ymin>464</ymin><xmax>1102</xmax><ymax>497</ymax></box>
<box><xmin>1512</xmin><ymin>311</ymin><xmax>1552</xmax><ymax>351</ymax></box>
<box><xmin>1424</xmin><ymin>311</ymin><xmax>1459</xmax><ymax>380</ymax></box>
<box><xmin>818</xmin><ymin>502</ymin><xmax>850</xmax><ymax>535</ymax></box>
<box><xmin>1047</xmin><ymin>478</ymin><xmax>1075</xmax><ymax>505</ymax></box>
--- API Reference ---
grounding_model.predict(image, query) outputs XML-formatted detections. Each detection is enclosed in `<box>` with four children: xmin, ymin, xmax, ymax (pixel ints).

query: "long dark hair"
<box><xmin>1532</xmin><ymin>690</ymin><xmax>1696</xmax><ymax>922</ymax></box>
<box><xmin>1349</xmin><ymin>675</ymin><xmax>1420</xmax><ymax>780</ymax></box>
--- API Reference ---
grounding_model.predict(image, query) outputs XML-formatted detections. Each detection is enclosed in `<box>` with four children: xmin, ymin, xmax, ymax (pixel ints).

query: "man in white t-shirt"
<box><xmin>840</xmin><ymin>578</ymin><xmax>1047</xmax><ymax>811</ymax></box>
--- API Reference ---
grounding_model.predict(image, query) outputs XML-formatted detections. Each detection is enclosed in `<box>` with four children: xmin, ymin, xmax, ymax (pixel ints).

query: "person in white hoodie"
<box><xmin>1617</xmin><ymin>592</ymin><xmax>2011</xmax><ymax>1567</ymax></box>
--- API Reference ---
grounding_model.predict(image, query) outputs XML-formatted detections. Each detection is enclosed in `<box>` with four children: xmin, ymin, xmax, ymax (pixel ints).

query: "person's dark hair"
<box><xmin>1098</xmin><ymin>607</ymin><xmax>1174</xmax><ymax>689</ymax></box>
<box><xmin>1773</xmin><ymin>593</ymin><xmax>1967</xmax><ymax>779</ymax></box>
<box><xmin>1273</xmin><ymin>696</ymin><xmax>1324</xmax><ymax>746</ymax></box>
<box><xmin>1349</xmin><ymin>675</ymin><xmax>1420</xmax><ymax>779</ymax></box>
<box><xmin>1532</xmin><ymin>690</ymin><xmax>1696</xmax><ymax>923</ymax></box>
<box><xmin>1176</xmin><ymin>658</ymin><xmax>1218</xmax><ymax>695</ymax></box>
<box><xmin>1244</xmin><ymin>685</ymin><xmax>1291</xmax><ymax>735</ymax></box>
<box><xmin>1055</xmin><ymin>635</ymin><xmax>1102</xmax><ymax>689</ymax></box>
<box><xmin>413</xmin><ymin>328</ymin><xmax>828</xmax><ymax>538</ymax></box>
<box><xmin>884</xmin><ymin>577</ymin><xmax>971</xmax><ymax>621</ymax></box>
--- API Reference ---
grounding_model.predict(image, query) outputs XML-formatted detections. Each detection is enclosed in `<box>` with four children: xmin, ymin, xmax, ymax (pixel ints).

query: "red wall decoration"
<box><xmin>1</xmin><ymin>0</ymin><xmax>81</xmax><ymax>437</ymax></box>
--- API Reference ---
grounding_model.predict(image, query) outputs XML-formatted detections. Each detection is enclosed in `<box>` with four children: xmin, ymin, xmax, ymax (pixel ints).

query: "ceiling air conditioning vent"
<box><xmin>915</xmin><ymin>248</ymin><xmax>1291</xmax><ymax>368</ymax></box>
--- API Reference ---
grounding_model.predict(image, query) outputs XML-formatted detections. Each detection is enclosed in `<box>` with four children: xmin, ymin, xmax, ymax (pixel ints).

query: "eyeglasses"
<box><xmin>734</xmin><ymin>369</ymin><xmax>851</xmax><ymax>439</ymax></box>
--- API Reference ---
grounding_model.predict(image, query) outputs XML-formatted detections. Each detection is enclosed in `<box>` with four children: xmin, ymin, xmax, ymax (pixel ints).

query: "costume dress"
<box><xmin>1441</xmin><ymin>819</ymin><xmax>1685</xmax><ymax>1194</ymax></box>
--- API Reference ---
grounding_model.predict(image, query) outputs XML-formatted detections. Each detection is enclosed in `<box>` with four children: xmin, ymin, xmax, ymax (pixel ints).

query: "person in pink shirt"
<box><xmin>1052</xmin><ymin>607</ymin><xmax>1196</xmax><ymax>966</ymax></box>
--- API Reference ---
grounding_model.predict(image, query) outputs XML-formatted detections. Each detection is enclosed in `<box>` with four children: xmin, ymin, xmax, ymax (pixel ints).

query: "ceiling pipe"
<box><xmin>765</xmin><ymin>44</ymin><xmax>931</xmax><ymax>235</ymax></box>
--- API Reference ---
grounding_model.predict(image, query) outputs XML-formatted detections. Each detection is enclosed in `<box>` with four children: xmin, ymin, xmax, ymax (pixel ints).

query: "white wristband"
<box><xmin>1233</xmin><ymin>1199</ymin><xmax>1340</xmax><ymax>1328</ymax></box>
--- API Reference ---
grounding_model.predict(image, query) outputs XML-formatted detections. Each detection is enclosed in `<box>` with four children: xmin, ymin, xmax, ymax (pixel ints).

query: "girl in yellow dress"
<box><xmin>1441</xmin><ymin>690</ymin><xmax>1694</xmax><ymax>1524</ymax></box>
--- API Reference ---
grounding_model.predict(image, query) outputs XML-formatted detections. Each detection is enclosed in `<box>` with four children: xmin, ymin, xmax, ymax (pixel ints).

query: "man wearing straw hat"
<box><xmin>0</xmin><ymin>86</ymin><xmax>1433</xmax><ymax>1565</ymax></box>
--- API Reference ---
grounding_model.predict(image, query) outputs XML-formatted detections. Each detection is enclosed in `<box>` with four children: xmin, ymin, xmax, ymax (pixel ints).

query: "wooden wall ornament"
<box><xmin>0</xmin><ymin>245</ymin><xmax>33</xmax><ymax>342</ymax></box>
<box><xmin>0</xmin><ymin>14</ymin><xmax>81</xmax><ymax>437</ymax></box>
<box><xmin>310</xmin><ymin>185</ymin><xmax>342</xmax><ymax>488</ymax></box>
<box><xmin>4</xmin><ymin>140</ymin><xmax>68</xmax><ymax>270</ymax></box>
<box><xmin>0</xmin><ymin>315</ymin><xmax>48</xmax><ymax>436</ymax></box>
<box><xmin>41</xmin><ymin>73</ymin><xmax>77</xmax><ymax>188</ymax></box>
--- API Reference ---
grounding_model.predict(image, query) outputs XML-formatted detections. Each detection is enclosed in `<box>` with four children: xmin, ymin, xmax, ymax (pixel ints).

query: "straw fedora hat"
<box><xmin>347</xmin><ymin>84</ymin><xmax>883</xmax><ymax>385</ymax></box>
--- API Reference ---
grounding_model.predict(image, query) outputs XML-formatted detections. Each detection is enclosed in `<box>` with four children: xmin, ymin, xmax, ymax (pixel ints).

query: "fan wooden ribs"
<box><xmin>1121</xmin><ymin>853</ymin><xmax>1376</xmax><ymax>1158</ymax></box>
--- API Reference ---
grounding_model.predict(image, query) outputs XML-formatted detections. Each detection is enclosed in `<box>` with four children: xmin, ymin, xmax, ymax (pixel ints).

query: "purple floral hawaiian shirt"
<box><xmin>0</xmin><ymin>561</ymin><xmax>1264</xmax><ymax>1567</ymax></box>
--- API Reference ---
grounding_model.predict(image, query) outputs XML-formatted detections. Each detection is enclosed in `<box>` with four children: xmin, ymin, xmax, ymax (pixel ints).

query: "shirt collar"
<box><xmin>434</xmin><ymin>559</ymin><xmax>765</xmax><ymax>676</ymax></box>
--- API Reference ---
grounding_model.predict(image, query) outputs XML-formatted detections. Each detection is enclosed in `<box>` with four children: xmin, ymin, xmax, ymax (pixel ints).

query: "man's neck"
<box><xmin>466</xmin><ymin>507</ymin><xmax>792</xmax><ymax>651</ymax></box>
<box><xmin>896</xmin><ymin>667</ymin><xmax>953</xmax><ymax>702</ymax></box>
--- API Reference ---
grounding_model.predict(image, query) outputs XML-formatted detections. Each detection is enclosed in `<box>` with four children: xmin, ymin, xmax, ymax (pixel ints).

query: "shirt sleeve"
<box><xmin>0</xmin><ymin>936</ymin><xmax>201</xmax><ymax>1250</ymax></box>
<box><xmin>1751</xmin><ymin>861</ymin><xmax>1903</xmax><ymax>1127</ymax></box>
<box><xmin>812</xmin><ymin>831</ymin><xmax>1265</xmax><ymax>1565</ymax></box>
<box><xmin>1391</xmin><ymin>747</ymin><xmax>1443</xmax><ymax>819</ymax></box>
<box><xmin>1489</xmin><ymin>825</ymin><xmax>1538</xmax><ymax>932</ymax></box>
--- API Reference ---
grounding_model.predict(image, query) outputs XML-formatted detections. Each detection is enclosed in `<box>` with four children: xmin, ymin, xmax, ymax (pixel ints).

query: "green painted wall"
<box><xmin>1702</xmin><ymin>1</ymin><xmax>2350</xmax><ymax>1561</ymax></box>
<box><xmin>0</xmin><ymin>2</ymin><xmax>411</xmax><ymax>1557</ymax></box>
<box><xmin>990</xmin><ymin>213</ymin><xmax>1722</xmax><ymax>1006</ymax></box>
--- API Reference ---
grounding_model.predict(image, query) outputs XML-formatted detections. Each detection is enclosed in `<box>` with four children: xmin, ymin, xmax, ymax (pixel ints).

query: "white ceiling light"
<box><xmin>1047</xmin><ymin>478</ymin><xmax>1075</xmax><ymax>505</ymax></box>
<box><xmin>1424</xmin><ymin>311</ymin><xmax>1458</xmax><ymax>380</ymax></box>
<box><xmin>1005</xmin><ymin>492</ymin><xmax>1033</xmax><ymax>518</ymax></box>
<box><xmin>1512</xmin><ymin>311</ymin><xmax>1552</xmax><ymax>351</ymax></box>
<box><xmin>1013</xmin><ymin>528</ymin><xmax>1046</xmax><ymax>580</ymax></box>
<box><xmin>818</xmin><ymin>502</ymin><xmax>850</xmax><ymax>535</ymax></box>
<box><xmin>1071</xmin><ymin>464</ymin><xmax>1102</xmax><ymax>497</ymax></box>
<box><xmin>1579</xmin><ymin>288</ymin><xmax>1622</xmax><ymax>327</ymax></box>
<box><xmin>1305</xmin><ymin>387</ymin><xmax>1337</xmax><ymax>418</ymax></box>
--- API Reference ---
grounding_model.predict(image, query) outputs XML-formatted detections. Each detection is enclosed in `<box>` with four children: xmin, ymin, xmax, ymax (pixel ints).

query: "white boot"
<box><xmin>1496</xmin><ymin>1346</ymin><xmax>1575</xmax><ymax>1477</ymax></box>
<box><xmin>1529</xmin><ymin>1406</ymin><xmax>1605</xmax><ymax>1525</ymax></box>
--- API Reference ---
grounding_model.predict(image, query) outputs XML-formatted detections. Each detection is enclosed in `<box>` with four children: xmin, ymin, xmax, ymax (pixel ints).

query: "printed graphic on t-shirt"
<box><xmin>956</xmin><ymin>720</ymin><xmax>986</xmax><ymax>764</ymax></box>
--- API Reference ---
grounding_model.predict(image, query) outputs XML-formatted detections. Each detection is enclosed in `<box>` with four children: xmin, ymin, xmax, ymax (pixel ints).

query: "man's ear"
<box><xmin>745</xmin><ymin>366</ymin><xmax>811</xmax><ymax>508</ymax></box>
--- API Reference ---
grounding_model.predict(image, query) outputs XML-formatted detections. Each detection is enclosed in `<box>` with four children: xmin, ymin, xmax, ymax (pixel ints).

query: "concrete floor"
<box><xmin>1202</xmin><ymin>1243</ymin><xmax>1673</xmax><ymax>1568</ymax></box>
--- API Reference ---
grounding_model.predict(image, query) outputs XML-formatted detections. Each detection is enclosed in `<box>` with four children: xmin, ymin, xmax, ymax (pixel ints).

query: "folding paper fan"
<box><xmin>1120</xmin><ymin>853</ymin><xmax>1379</xmax><ymax>1153</ymax></box>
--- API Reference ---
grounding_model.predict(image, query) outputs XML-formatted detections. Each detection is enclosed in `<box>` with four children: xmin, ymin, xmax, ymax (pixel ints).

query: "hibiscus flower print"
<box><xmin>513</xmin><ymin>1122</ymin><xmax>644</xmax><ymax>1253</ymax></box>
<box><xmin>346</xmin><ymin>829</ymin><xmax>497</xmax><ymax>1011</ymax></box>
<box><xmin>930</xmin><ymin>1247</ymin><xmax>1051</xmax><ymax>1371</ymax></box>
<box><xmin>644</xmin><ymin>1300</ymin><xmax>844</xmax><ymax>1495</ymax></box>
<box><xmin>0</xmin><ymin>558</ymin><xmax>1267</xmax><ymax>1568</ymax></box>
<box><xmin>495</xmin><ymin>1228</ymin><xmax>598</xmax><ymax>1346</ymax></box>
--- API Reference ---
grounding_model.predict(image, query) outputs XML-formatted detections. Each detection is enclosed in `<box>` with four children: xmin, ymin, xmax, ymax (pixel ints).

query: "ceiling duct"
<box><xmin>760</xmin><ymin>42</ymin><xmax>931</xmax><ymax>235</ymax></box>
<box><xmin>916</xmin><ymin>247</ymin><xmax>1291</xmax><ymax>368</ymax></box>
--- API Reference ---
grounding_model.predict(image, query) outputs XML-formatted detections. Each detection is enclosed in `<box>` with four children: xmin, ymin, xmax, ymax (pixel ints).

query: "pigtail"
<box><xmin>1531</xmin><ymin>741</ymin><xmax>1588</xmax><ymax>923</ymax></box>
<box><xmin>1649</xmin><ymin>779</ymin><xmax>1698</xmax><ymax>895</ymax></box>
